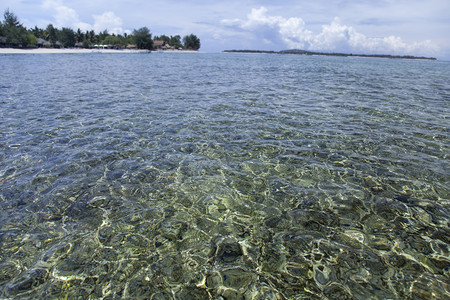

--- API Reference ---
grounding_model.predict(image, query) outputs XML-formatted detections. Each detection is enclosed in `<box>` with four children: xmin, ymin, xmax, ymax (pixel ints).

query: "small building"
<box><xmin>152</xmin><ymin>40</ymin><xmax>165</xmax><ymax>49</ymax></box>
<box><xmin>0</xmin><ymin>36</ymin><xmax>7</xmax><ymax>47</ymax></box>
<box><xmin>37</xmin><ymin>38</ymin><xmax>51</xmax><ymax>48</ymax></box>
<box><xmin>126</xmin><ymin>44</ymin><xmax>137</xmax><ymax>49</ymax></box>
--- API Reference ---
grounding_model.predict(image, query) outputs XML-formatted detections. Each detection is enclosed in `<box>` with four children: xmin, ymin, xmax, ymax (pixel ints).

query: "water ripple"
<box><xmin>0</xmin><ymin>53</ymin><xmax>449</xmax><ymax>298</ymax></box>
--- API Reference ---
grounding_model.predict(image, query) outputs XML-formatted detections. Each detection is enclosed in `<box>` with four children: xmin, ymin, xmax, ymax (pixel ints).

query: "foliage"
<box><xmin>153</xmin><ymin>34</ymin><xmax>183</xmax><ymax>49</ymax></box>
<box><xmin>75</xmin><ymin>28</ymin><xmax>83</xmax><ymax>42</ymax></box>
<box><xmin>98</xmin><ymin>29</ymin><xmax>109</xmax><ymax>42</ymax></box>
<box><xmin>3</xmin><ymin>9</ymin><xmax>19</xmax><ymax>27</ymax></box>
<box><xmin>182</xmin><ymin>34</ymin><xmax>200</xmax><ymax>50</ymax></box>
<box><xmin>102</xmin><ymin>35</ymin><xmax>119</xmax><ymax>46</ymax></box>
<box><xmin>31</xmin><ymin>26</ymin><xmax>45</xmax><ymax>39</ymax></box>
<box><xmin>59</xmin><ymin>27</ymin><xmax>76</xmax><ymax>47</ymax></box>
<box><xmin>170</xmin><ymin>35</ymin><xmax>182</xmax><ymax>48</ymax></box>
<box><xmin>1</xmin><ymin>9</ymin><xmax>30</xmax><ymax>47</ymax></box>
<box><xmin>82</xmin><ymin>39</ymin><xmax>90</xmax><ymax>48</ymax></box>
<box><xmin>1</xmin><ymin>9</ymin><xmax>200</xmax><ymax>51</ymax></box>
<box><xmin>27</xmin><ymin>32</ymin><xmax>37</xmax><ymax>46</ymax></box>
<box><xmin>154</xmin><ymin>34</ymin><xmax>170</xmax><ymax>43</ymax></box>
<box><xmin>86</xmin><ymin>30</ymin><xmax>96</xmax><ymax>43</ymax></box>
<box><xmin>46</xmin><ymin>24</ymin><xmax>57</xmax><ymax>44</ymax></box>
<box><xmin>133</xmin><ymin>27</ymin><xmax>152</xmax><ymax>49</ymax></box>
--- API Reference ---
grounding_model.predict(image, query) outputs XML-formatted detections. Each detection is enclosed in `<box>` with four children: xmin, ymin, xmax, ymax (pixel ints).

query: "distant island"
<box><xmin>223</xmin><ymin>49</ymin><xmax>437</xmax><ymax>60</ymax></box>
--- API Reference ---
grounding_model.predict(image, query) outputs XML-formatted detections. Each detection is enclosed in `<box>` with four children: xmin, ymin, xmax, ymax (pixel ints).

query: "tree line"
<box><xmin>0</xmin><ymin>9</ymin><xmax>200</xmax><ymax>50</ymax></box>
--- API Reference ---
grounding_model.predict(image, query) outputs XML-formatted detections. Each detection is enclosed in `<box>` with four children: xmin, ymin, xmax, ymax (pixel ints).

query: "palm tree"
<box><xmin>76</xmin><ymin>28</ymin><xmax>83</xmax><ymax>43</ymax></box>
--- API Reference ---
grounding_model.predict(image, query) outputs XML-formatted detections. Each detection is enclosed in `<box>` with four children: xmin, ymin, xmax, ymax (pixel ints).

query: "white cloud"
<box><xmin>222</xmin><ymin>7</ymin><xmax>440</xmax><ymax>56</ymax></box>
<box><xmin>42</xmin><ymin>0</ymin><xmax>80</xmax><ymax>28</ymax></box>
<box><xmin>41</xmin><ymin>0</ymin><xmax>127</xmax><ymax>34</ymax></box>
<box><xmin>93</xmin><ymin>11</ymin><xmax>124</xmax><ymax>34</ymax></box>
<box><xmin>75</xmin><ymin>22</ymin><xmax>93</xmax><ymax>32</ymax></box>
<box><xmin>309</xmin><ymin>18</ymin><xmax>439</xmax><ymax>55</ymax></box>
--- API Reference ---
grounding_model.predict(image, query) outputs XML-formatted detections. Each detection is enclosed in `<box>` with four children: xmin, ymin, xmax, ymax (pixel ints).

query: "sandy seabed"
<box><xmin>0</xmin><ymin>48</ymin><xmax>199</xmax><ymax>54</ymax></box>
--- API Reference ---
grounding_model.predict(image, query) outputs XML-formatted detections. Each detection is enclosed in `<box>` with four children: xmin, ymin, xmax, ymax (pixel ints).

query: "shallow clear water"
<box><xmin>0</xmin><ymin>53</ymin><xmax>449</xmax><ymax>299</ymax></box>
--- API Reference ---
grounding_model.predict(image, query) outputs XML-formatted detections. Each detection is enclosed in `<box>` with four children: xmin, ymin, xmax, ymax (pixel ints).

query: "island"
<box><xmin>223</xmin><ymin>49</ymin><xmax>437</xmax><ymax>60</ymax></box>
<box><xmin>0</xmin><ymin>9</ymin><xmax>200</xmax><ymax>51</ymax></box>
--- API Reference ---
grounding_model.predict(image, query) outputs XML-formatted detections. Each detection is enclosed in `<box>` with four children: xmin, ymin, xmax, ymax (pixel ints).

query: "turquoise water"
<box><xmin>0</xmin><ymin>53</ymin><xmax>449</xmax><ymax>299</ymax></box>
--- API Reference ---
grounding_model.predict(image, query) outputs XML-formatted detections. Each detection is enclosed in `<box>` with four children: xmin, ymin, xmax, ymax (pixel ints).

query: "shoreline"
<box><xmin>224</xmin><ymin>49</ymin><xmax>437</xmax><ymax>60</ymax></box>
<box><xmin>0</xmin><ymin>48</ymin><xmax>200</xmax><ymax>54</ymax></box>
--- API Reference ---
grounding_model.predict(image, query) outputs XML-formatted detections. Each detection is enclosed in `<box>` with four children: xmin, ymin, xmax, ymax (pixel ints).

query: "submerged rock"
<box><xmin>5</xmin><ymin>268</ymin><xmax>49</xmax><ymax>296</ymax></box>
<box><xmin>0</xmin><ymin>261</ymin><xmax>21</xmax><ymax>286</ymax></box>
<box><xmin>176</xmin><ymin>286</ymin><xmax>209</xmax><ymax>299</ymax></box>
<box><xmin>214</xmin><ymin>237</ymin><xmax>243</xmax><ymax>263</ymax></box>
<box><xmin>409</xmin><ymin>274</ymin><xmax>449</xmax><ymax>300</ymax></box>
<box><xmin>322</xmin><ymin>283</ymin><xmax>352</xmax><ymax>299</ymax></box>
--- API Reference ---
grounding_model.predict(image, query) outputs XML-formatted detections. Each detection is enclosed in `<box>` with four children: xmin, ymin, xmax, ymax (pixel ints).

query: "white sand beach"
<box><xmin>0</xmin><ymin>48</ymin><xmax>150</xmax><ymax>54</ymax></box>
<box><xmin>0</xmin><ymin>48</ymin><xmax>201</xmax><ymax>54</ymax></box>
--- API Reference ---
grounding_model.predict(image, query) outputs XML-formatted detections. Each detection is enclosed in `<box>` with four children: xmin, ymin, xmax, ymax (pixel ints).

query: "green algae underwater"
<box><xmin>0</xmin><ymin>52</ymin><xmax>449</xmax><ymax>299</ymax></box>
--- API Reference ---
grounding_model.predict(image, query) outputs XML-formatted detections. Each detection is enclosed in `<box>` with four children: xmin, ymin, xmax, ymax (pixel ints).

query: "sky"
<box><xmin>2</xmin><ymin>0</ymin><xmax>450</xmax><ymax>59</ymax></box>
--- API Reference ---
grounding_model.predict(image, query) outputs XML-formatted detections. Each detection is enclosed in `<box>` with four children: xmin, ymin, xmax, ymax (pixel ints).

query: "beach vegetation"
<box><xmin>0</xmin><ymin>9</ymin><xmax>200</xmax><ymax>51</ymax></box>
<box><xmin>102</xmin><ymin>35</ymin><xmax>119</xmax><ymax>47</ymax></box>
<box><xmin>183</xmin><ymin>34</ymin><xmax>200</xmax><ymax>50</ymax></box>
<box><xmin>154</xmin><ymin>34</ymin><xmax>170</xmax><ymax>44</ymax></box>
<box><xmin>86</xmin><ymin>30</ymin><xmax>96</xmax><ymax>44</ymax></box>
<box><xmin>59</xmin><ymin>27</ymin><xmax>76</xmax><ymax>47</ymax></box>
<box><xmin>133</xmin><ymin>27</ymin><xmax>153</xmax><ymax>49</ymax></box>
<box><xmin>31</xmin><ymin>26</ymin><xmax>45</xmax><ymax>40</ymax></box>
<box><xmin>46</xmin><ymin>24</ymin><xmax>58</xmax><ymax>45</ymax></box>
<box><xmin>3</xmin><ymin>9</ymin><xmax>20</xmax><ymax>27</ymax></box>
<box><xmin>170</xmin><ymin>35</ymin><xmax>183</xmax><ymax>49</ymax></box>
<box><xmin>82</xmin><ymin>39</ymin><xmax>90</xmax><ymax>49</ymax></box>
<box><xmin>1</xmin><ymin>8</ymin><xmax>31</xmax><ymax>47</ymax></box>
<box><xmin>76</xmin><ymin>28</ymin><xmax>83</xmax><ymax>43</ymax></box>
<box><xmin>26</xmin><ymin>32</ymin><xmax>37</xmax><ymax>46</ymax></box>
<box><xmin>98</xmin><ymin>29</ymin><xmax>110</xmax><ymax>43</ymax></box>
<box><xmin>153</xmin><ymin>34</ymin><xmax>183</xmax><ymax>49</ymax></box>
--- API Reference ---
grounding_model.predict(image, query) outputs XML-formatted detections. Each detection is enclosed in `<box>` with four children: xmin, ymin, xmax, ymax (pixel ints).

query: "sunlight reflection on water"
<box><xmin>0</xmin><ymin>53</ymin><xmax>449</xmax><ymax>298</ymax></box>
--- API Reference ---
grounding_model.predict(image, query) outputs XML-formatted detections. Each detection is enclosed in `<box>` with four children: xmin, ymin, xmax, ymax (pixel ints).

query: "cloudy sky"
<box><xmin>3</xmin><ymin>0</ymin><xmax>449</xmax><ymax>59</ymax></box>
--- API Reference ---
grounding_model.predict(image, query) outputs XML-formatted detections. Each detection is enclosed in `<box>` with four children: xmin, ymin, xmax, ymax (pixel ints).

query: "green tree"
<box><xmin>0</xmin><ymin>10</ymin><xmax>201</xmax><ymax>51</ymax></box>
<box><xmin>121</xmin><ymin>33</ymin><xmax>135</xmax><ymax>48</ymax></box>
<box><xmin>98</xmin><ymin>29</ymin><xmax>109</xmax><ymax>42</ymax></box>
<box><xmin>87</xmin><ymin>30</ymin><xmax>96</xmax><ymax>43</ymax></box>
<box><xmin>58</xmin><ymin>27</ymin><xmax>75</xmax><ymax>47</ymax></box>
<box><xmin>27</xmin><ymin>32</ymin><xmax>37</xmax><ymax>46</ymax></box>
<box><xmin>82</xmin><ymin>39</ymin><xmax>91</xmax><ymax>48</ymax></box>
<box><xmin>182</xmin><ymin>34</ymin><xmax>200</xmax><ymax>50</ymax></box>
<box><xmin>169</xmin><ymin>35</ymin><xmax>182</xmax><ymax>48</ymax></box>
<box><xmin>30</xmin><ymin>26</ymin><xmax>44</xmax><ymax>39</ymax></box>
<box><xmin>3</xmin><ymin>9</ymin><xmax>20</xmax><ymax>27</ymax></box>
<box><xmin>2</xmin><ymin>9</ymin><xmax>30</xmax><ymax>47</ymax></box>
<box><xmin>103</xmin><ymin>35</ymin><xmax>120</xmax><ymax>47</ymax></box>
<box><xmin>46</xmin><ymin>24</ymin><xmax>57</xmax><ymax>45</ymax></box>
<box><xmin>76</xmin><ymin>28</ymin><xmax>84</xmax><ymax>42</ymax></box>
<box><xmin>133</xmin><ymin>27</ymin><xmax>152</xmax><ymax>49</ymax></box>
<box><xmin>154</xmin><ymin>34</ymin><xmax>170</xmax><ymax>44</ymax></box>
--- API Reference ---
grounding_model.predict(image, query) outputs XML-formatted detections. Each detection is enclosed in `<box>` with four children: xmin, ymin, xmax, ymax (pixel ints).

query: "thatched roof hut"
<box><xmin>152</xmin><ymin>40</ymin><xmax>165</xmax><ymax>49</ymax></box>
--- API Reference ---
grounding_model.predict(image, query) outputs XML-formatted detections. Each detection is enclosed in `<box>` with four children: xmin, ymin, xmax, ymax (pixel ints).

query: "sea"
<box><xmin>0</xmin><ymin>52</ymin><xmax>449</xmax><ymax>299</ymax></box>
